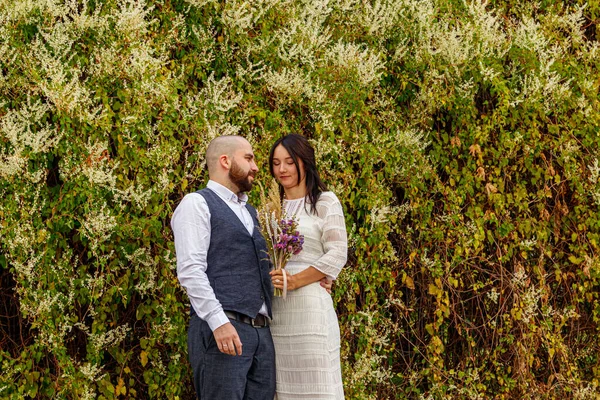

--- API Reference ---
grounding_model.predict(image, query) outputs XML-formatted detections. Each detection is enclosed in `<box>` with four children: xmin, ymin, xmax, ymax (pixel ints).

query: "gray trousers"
<box><xmin>188</xmin><ymin>314</ymin><xmax>276</xmax><ymax>400</ymax></box>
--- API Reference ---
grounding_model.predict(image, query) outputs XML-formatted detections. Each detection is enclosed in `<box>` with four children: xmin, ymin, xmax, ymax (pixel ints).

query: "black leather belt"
<box><xmin>224</xmin><ymin>310</ymin><xmax>270</xmax><ymax>328</ymax></box>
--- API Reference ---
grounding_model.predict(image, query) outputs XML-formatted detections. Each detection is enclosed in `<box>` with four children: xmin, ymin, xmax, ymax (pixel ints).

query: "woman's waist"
<box><xmin>273</xmin><ymin>280</ymin><xmax>332</xmax><ymax>302</ymax></box>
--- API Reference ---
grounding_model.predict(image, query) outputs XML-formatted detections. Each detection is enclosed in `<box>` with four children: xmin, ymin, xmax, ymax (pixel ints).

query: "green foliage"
<box><xmin>1</xmin><ymin>0</ymin><xmax>599</xmax><ymax>398</ymax></box>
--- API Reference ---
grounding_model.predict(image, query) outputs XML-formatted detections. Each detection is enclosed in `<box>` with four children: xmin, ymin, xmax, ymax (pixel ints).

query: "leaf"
<box><xmin>428</xmin><ymin>284</ymin><xmax>440</xmax><ymax>296</ymax></box>
<box><xmin>476</xmin><ymin>166</ymin><xmax>486</xmax><ymax>180</ymax></box>
<box><xmin>115</xmin><ymin>378</ymin><xmax>126</xmax><ymax>396</ymax></box>
<box><xmin>140</xmin><ymin>351</ymin><xmax>148</xmax><ymax>367</ymax></box>
<box><xmin>485</xmin><ymin>182</ymin><xmax>498</xmax><ymax>195</ymax></box>
<box><xmin>425</xmin><ymin>323</ymin><xmax>435</xmax><ymax>336</ymax></box>
<box><xmin>568</xmin><ymin>255</ymin><xmax>582</xmax><ymax>265</ymax></box>
<box><xmin>409</xmin><ymin>251</ymin><xmax>417</xmax><ymax>263</ymax></box>
<box><xmin>469</xmin><ymin>144</ymin><xmax>482</xmax><ymax>157</ymax></box>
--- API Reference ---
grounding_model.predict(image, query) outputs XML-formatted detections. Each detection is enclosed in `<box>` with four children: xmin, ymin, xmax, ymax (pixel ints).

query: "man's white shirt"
<box><xmin>171</xmin><ymin>180</ymin><xmax>269</xmax><ymax>331</ymax></box>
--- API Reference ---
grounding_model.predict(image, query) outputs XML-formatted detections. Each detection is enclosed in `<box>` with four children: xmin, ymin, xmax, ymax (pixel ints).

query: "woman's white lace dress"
<box><xmin>271</xmin><ymin>192</ymin><xmax>348</xmax><ymax>399</ymax></box>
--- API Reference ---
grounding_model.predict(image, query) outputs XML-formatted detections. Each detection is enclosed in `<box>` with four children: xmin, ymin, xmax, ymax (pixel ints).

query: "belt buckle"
<box><xmin>250</xmin><ymin>317</ymin><xmax>259</xmax><ymax>327</ymax></box>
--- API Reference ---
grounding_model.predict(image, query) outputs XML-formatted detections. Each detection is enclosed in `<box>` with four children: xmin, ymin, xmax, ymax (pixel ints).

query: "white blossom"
<box><xmin>574</xmin><ymin>383</ymin><xmax>599</xmax><ymax>400</ymax></box>
<box><xmin>324</xmin><ymin>41</ymin><xmax>383</xmax><ymax>87</ymax></box>
<box><xmin>77</xmin><ymin>140</ymin><xmax>119</xmax><ymax>189</ymax></box>
<box><xmin>200</xmin><ymin>73</ymin><xmax>243</xmax><ymax>113</ymax></box>
<box><xmin>263</xmin><ymin>67</ymin><xmax>310</xmax><ymax>101</ymax></box>
<box><xmin>90</xmin><ymin>324</ymin><xmax>131</xmax><ymax>352</ymax></box>
<box><xmin>115</xmin><ymin>183</ymin><xmax>154</xmax><ymax>209</ymax></box>
<box><xmin>588</xmin><ymin>159</ymin><xmax>600</xmax><ymax>184</ymax></box>
<box><xmin>520</xmin><ymin>285</ymin><xmax>542</xmax><ymax>324</ymax></box>
<box><xmin>274</xmin><ymin>0</ymin><xmax>333</xmax><ymax>67</ymax></box>
<box><xmin>187</xmin><ymin>24</ymin><xmax>217</xmax><ymax>67</ymax></box>
<box><xmin>126</xmin><ymin>248</ymin><xmax>158</xmax><ymax>294</ymax></box>
<box><xmin>115</xmin><ymin>0</ymin><xmax>156</xmax><ymax>40</ymax></box>
<box><xmin>0</xmin><ymin>97</ymin><xmax>61</xmax><ymax>178</ymax></box>
<box><xmin>222</xmin><ymin>0</ymin><xmax>282</xmax><ymax>32</ymax></box>
<box><xmin>204</xmin><ymin>121</ymin><xmax>242</xmax><ymax>138</ymax></box>
<box><xmin>79</xmin><ymin>203</ymin><xmax>117</xmax><ymax>251</ymax></box>
<box><xmin>464</xmin><ymin>0</ymin><xmax>509</xmax><ymax>58</ymax></box>
<box><xmin>514</xmin><ymin>16</ymin><xmax>550</xmax><ymax>56</ymax></box>
<box><xmin>487</xmin><ymin>287</ymin><xmax>500</xmax><ymax>304</ymax></box>
<box><xmin>520</xmin><ymin>238</ymin><xmax>537</xmax><ymax>251</ymax></box>
<box><xmin>349</xmin><ymin>0</ymin><xmax>404</xmax><ymax>37</ymax></box>
<box><xmin>184</xmin><ymin>0</ymin><xmax>217</xmax><ymax>7</ymax></box>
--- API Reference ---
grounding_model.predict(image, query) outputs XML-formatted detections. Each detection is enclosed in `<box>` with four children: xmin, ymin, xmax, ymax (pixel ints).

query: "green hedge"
<box><xmin>1</xmin><ymin>0</ymin><xmax>599</xmax><ymax>398</ymax></box>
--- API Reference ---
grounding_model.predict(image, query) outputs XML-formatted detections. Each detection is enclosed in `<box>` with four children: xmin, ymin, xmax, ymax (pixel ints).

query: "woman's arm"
<box><xmin>270</xmin><ymin>266</ymin><xmax>325</xmax><ymax>291</ymax></box>
<box><xmin>270</xmin><ymin>192</ymin><xmax>347</xmax><ymax>291</ymax></box>
<box><xmin>310</xmin><ymin>192</ymin><xmax>348</xmax><ymax>279</ymax></box>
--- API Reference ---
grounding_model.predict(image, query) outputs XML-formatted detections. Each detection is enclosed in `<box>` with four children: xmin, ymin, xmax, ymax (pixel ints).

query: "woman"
<box><xmin>268</xmin><ymin>134</ymin><xmax>347</xmax><ymax>399</ymax></box>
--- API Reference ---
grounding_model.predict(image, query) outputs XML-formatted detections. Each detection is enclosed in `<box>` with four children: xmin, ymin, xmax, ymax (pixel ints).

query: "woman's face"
<box><xmin>272</xmin><ymin>144</ymin><xmax>305</xmax><ymax>190</ymax></box>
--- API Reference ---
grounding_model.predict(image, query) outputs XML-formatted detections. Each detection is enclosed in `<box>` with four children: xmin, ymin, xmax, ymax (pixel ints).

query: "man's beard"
<box><xmin>229</xmin><ymin>160</ymin><xmax>254</xmax><ymax>193</ymax></box>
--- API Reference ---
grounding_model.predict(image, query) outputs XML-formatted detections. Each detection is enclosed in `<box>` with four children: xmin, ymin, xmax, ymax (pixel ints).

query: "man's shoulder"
<box><xmin>176</xmin><ymin>191</ymin><xmax>208</xmax><ymax>209</ymax></box>
<box><xmin>194</xmin><ymin>187</ymin><xmax>209</xmax><ymax>195</ymax></box>
<box><xmin>193</xmin><ymin>187</ymin><xmax>218</xmax><ymax>202</ymax></box>
<box><xmin>171</xmin><ymin>191</ymin><xmax>210</xmax><ymax>229</ymax></box>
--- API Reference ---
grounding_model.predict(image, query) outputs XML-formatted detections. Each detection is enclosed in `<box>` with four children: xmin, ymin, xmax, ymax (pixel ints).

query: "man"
<box><xmin>171</xmin><ymin>135</ymin><xmax>275</xmax><ymax>399</ymax></box>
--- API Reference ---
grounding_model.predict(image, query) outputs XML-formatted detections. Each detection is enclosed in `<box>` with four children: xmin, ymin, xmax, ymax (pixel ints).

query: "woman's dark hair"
<box><xmin>268</xmin><ymin>134</ymin><xmax>328</xmax><ymax>214</ymax></box>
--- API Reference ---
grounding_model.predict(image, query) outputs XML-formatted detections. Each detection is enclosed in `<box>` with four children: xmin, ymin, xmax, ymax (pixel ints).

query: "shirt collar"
<box><xmin>207</xmin><ymin>180</ymin><xmax>248</xmax><ymax>205</ymax></box>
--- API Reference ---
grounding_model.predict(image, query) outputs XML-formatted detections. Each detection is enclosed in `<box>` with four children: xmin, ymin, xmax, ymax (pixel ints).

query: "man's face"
<box><xmin>228</xmin><ymin>142</ymin><xmax>258</xmax><ymax>193</ymax></box>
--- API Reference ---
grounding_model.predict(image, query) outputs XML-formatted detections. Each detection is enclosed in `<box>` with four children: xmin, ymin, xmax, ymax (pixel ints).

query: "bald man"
<box><xmin>171</xmin><ymin>135</ymin><xmax>276</xmax><ymax>399</ymax></box>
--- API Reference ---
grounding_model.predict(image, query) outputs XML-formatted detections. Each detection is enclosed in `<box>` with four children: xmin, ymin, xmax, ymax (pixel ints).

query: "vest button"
<box><xmin>260</xmin><ymin>295</ymin><xmax>265</xmax><ymax>299</ymax></box>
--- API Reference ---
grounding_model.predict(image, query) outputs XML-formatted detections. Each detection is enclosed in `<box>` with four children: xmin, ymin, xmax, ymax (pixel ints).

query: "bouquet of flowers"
<box><xmin>257</xmin><ymin>179</ymin><xmax>304</xmax><ymax>298</ymax></box>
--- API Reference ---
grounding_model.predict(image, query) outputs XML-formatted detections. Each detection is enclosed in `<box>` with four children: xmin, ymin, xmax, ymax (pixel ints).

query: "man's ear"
<box><xmin>218</xmin><ymin>154</ymin><xmax>230</xmax><ymax>170</ymax></box>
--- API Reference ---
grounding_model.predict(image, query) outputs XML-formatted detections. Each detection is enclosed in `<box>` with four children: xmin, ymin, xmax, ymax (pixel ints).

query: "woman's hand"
<box><xmin>270</xmin><ymin>269</ymin><xmax>298</xmax><ymax>291</ymax></box>
<box><xmin>270</xmin><ymin>266</ymin><xmax>328</xmax><ymax>292</ymax></box>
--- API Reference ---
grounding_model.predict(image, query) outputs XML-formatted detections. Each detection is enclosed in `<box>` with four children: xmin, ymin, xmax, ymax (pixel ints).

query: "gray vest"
<box><xmin>194</xmin><ymin>188</ymin><xmax>273</xmax><ymax>319</ymax></box>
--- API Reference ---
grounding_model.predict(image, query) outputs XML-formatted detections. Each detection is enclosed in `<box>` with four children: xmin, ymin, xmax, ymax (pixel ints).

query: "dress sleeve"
<box><xmin>311</xmin><ymin>192</ymin><xmax>348</xmax><ymax>280</ymax></box>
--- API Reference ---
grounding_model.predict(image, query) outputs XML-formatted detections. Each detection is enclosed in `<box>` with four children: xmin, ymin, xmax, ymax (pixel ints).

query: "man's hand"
<box><xmin>213</xmin><ymin>322</ymin><xmax>243</xmax><ymax>356</ymax></box>
<box><xmin>320</xmin><ymin>277</ymin><xmax>333</xmax><ymax>294</ymax></box>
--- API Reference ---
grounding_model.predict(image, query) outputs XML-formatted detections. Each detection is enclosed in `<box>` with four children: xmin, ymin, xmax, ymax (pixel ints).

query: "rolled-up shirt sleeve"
<box><xmin>171</xmin><ymin>193</ymin><xmax>229</xmax><ymax>331</ymax></box>
<box><xmin>312</xmin><ymin>193</ymin><xmax>348</xmax><ymax>280</ymax></box>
